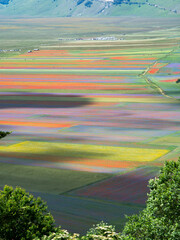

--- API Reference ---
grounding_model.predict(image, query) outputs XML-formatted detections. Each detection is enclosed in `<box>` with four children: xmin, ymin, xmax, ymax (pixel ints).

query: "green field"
<box><xmin>0</xmin><ymin>163</ymin><xmax>110</xmax><ymax>194</ymax></box>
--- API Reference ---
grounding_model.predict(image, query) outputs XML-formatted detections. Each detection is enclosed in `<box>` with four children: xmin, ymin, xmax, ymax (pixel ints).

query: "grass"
<box><xmin>0</xmin><ymin>162</ymin><xmax>110</xmax><ymax>194</ymax></box>
<box><xmin>0</xmin><ymin>18</ymin><xmax>179</xmax><ymax>50</ymax></box>
<box><xmin>38</xmin><ymin>194</ymin><xmax>144</xmax><ymax>234</ymax></box>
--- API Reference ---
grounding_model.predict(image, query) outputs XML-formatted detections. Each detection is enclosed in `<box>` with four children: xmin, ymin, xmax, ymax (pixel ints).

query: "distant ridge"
<box><xmin>0</xmin><ymin>0</ymin><xmax>180</xmax><ymax>17</ymax></box>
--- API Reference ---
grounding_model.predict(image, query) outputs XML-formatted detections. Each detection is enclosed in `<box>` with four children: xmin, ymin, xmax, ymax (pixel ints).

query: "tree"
<box><xmin>0</xmin><ymin>131</ymin><xmax>11</xmax><ymax>139</ymax></box>
<box><xmin>122</xmin><ymin>158</ymin><xmax>180</xmax><ymax>240</ymax></box>
<box><xmin>0</xmin><ymin>186</ymin><xmax>55</xmax><ymax>240</ymax></box>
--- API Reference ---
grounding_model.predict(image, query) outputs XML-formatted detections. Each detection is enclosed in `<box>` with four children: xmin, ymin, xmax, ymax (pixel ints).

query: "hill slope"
<box><xmin>0</xmin><ymin>0</ymin><xmax>180</xmax><ymax>17</ymax></box>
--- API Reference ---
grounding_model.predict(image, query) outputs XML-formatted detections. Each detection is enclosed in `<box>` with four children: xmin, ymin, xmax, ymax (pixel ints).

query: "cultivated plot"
<box><xmin>0</xmin><ymin>18</ymin><xmax>180</xmax><ymax>233</ymax></box>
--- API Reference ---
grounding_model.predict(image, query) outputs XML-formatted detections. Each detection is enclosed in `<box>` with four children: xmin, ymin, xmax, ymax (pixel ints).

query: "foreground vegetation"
<box><xmin>0</xmin><ymin>131</ymin><xmax>11</xmax><ymax>140</ymax></box>
<box><xmin>0</xmin><ymin>158</ymin><xmax>179</xmax><ymax>240</ymax></box>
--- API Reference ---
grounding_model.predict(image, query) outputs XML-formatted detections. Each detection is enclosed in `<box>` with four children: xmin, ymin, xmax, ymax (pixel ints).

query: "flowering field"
<box><xmin>0</xmin><ymin>18</ymin><xmax>180</xmax><ymax>233</ymax></box>
<box><xmin>71</xmin><ymin>167</ymin><xmax>159</xmax><ymax>205</ymax></box>
<box><xmin>0</xmin><ymin>46</ymin><xmax>176</xmax><ymax>172</ymax></box>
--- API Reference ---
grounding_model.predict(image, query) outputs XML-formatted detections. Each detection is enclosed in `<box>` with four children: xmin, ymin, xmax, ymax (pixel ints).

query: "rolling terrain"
<box><xmin>0</xmin><ymin>0</ymin><xmax>180</xmax><ymax>17</ymax></box>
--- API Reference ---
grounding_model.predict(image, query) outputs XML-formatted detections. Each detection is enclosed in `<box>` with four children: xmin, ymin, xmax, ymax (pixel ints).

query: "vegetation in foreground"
<box><xmin>0</xmin><ymin>158</ymin><xmax>179</xmax><ymax>240</ymax></box>
<box><xmin>0</xmin><ymin>131</ymin><xmax>11</xmax><ymax>140</ymax></box>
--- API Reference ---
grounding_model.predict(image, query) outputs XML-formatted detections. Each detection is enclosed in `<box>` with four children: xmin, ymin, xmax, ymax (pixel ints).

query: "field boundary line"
<box><xmin>139</xmin><ymin>46</ymin><xmax>180</xmax><ymax>101</ymax></box>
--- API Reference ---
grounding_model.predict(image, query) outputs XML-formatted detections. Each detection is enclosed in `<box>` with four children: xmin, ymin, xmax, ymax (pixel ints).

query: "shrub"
<box><xmin>82</xmin><ymin>221</ymin><xmax>121</xmax><ymax>240</ymax></box>
<box><xmin>77</xmin><ymin>0</ymin><xmax>85</xmax><ymax>6</ymax></box>
<box><xmin>0</xmin><ymin>186</ymin><xmax>55</xmax><ymax>240</ymax></box>
<box><xmin>85</xmin><ymin>1</ymin><xmax>92</xmax><ymax>8</ymax></box>
<box><xmin>34</xmin><ymin>227</ymin><xmax>79</xmax><ymax>240</ymax></box>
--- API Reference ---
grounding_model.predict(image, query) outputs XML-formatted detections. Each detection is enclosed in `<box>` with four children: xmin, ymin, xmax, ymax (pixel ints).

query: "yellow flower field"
<box><xmin>0</xmin><ymin>141</ymin><xmax>169</xmax><ymax>162</ymax></box>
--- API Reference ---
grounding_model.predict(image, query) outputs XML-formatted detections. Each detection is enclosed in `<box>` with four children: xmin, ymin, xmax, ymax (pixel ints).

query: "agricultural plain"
<box><xmin>0</xmin><ymin>18</ymin><xmax>180</xmax><ymax>233</ymax></box>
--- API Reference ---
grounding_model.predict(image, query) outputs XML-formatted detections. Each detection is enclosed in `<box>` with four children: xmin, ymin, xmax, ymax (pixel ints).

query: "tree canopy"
<box><xmin>0</xmin><ymin>186</ymin><xmax>55</xmax><ymax>240</ymax></box>
<box><xmin>0</xmin><ymin>131</ymin><xmax>11</xmax><ymax>139</ymax></box>
<box><xmin>122</xmin><ymin>158</ymin><xmax>180</xmax><ymax>240</ymax></box>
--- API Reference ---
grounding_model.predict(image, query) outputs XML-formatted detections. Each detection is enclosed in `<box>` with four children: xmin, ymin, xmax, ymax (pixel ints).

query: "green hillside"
<box><xmin>0</xmin><ymin>0</ymin><xmax>179</xmax><ymax>17</ymax></box>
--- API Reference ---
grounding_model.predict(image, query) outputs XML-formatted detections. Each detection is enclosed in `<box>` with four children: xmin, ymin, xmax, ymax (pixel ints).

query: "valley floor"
<box><xmin>0</xmin><ymin>18</ymin><xmax>179</xmax><ymax>233</ymax></box>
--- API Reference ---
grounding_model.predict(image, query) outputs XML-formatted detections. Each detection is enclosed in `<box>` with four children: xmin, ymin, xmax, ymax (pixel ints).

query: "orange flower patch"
<box><xmin>0</xmin><ymin>74</ymin><xmax>89</xmax><ymax>79</ymax></box>
<box><xmin>111</xmin><ymin>56</ymin><xmax>156</xmax><ymax>61</ymax></box>
<box><xmin>0</xmin><ymin>65</ymin><xmax>146</xmax><ymax>69</ymax></box>
<box><xmin>148</xmin><ymin>68</ymin><xmax>159</xmax><ymax>74</ymax></box>
<box><xmin>0</xmin><ymin>81</ymin><xmax>98</xmax><ymax>87</ymax></box>
<box><xmin>68</xmin><ymin>159</ymin><xmax>140</xmax><ymax>168</ymax></box>
<box><xmin>160</xmin><ymin>79</ymin><xmax>178</xmax><ymax>82</ymax></box>
<box><xmin>21</xmin><ymin>50</ymin><xmax>71</xmax><ymax>57</ymax></box>
<box><xmin>0</xmin><ymin>120</ymin><xmax>71</xmax><ymax>128</ymax></box>
<box><xmin>113</xmin><ymin>61</ymin><xmax>151</xmax><ymax>65</ymax></box>
<box><xmin>111</xmin><ymin>56</ymin><xmax>130</xmax><ymax>60</ymax></box>
<box><xmin>0</xmin><ymin>60</ymin><xmax>148</xmax><ymax>69</ymax></box>
<box><xmin>0</xmin><ymin>81</ymin><xmax>146</xmax><ymax>90</ymax></box>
